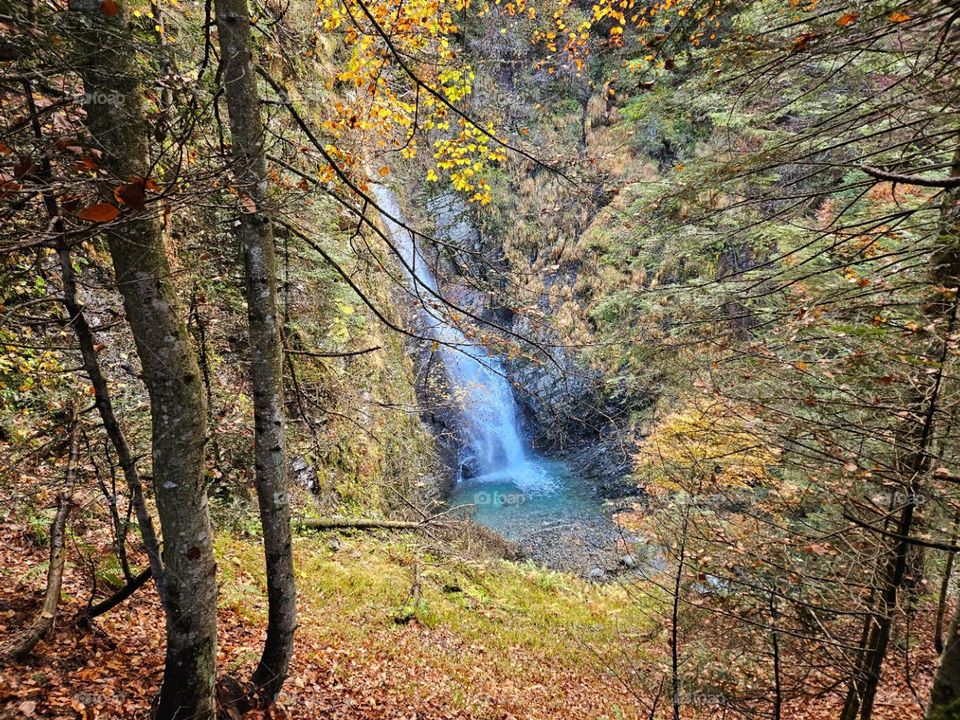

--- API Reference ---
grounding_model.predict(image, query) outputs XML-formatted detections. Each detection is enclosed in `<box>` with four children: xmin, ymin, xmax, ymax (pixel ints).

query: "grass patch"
<box><xmin>216</xmin><ymin>530</ymin><xmax>655</xmax><ymax>672</ymax></box>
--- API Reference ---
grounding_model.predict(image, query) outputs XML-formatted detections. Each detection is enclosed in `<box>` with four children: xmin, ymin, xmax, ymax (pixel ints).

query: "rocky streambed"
<box><xmin>446</xmin><ymin>457</ymin><xmax>647</xmax><ymax>579</ymax></box>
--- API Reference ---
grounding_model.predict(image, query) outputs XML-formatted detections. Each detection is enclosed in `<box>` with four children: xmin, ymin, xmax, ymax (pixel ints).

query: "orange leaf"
<box><xmin>791</xmin><ymin>32</ymin><xmax>818</xmax><ymax>52</ymax></box>
<box><xmin>0</xmin><ymin>179</ymin><xmax>21</xmax><ymax>198</ymax></box>
<box><xmin>114</xmin><ymin>176</ymin><xmax>146</xmax><ymax>211</ymax></box>
<box><xmin>837</xmin><ymin>12</ymin><xmax>859</xmax><ymax>26</ymax></box>
<box><xmin>378</xmin><ymin>166</ymin><xmax>391</xmax><ymax>177</ymax></box>
<box><xmin>77</xmin><ymin>202</ymin><xmax>120</xmax><ymax>222</ymax></box>
<box><xmin>100</xmin><ymin>0</ymin><xmax>119</xmax><ymax>16</ymax></box>
<box><xmin>889</xmin><ymin>11</ymin><xmax>910</xmax><ymax>23</ymax></box>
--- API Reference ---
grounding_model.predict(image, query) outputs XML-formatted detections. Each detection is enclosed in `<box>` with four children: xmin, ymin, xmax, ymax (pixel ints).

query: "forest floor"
<box><xmin>0</xmin><ymin>518</ymin><xmax>941</xmax><ymax>720</ymax></box>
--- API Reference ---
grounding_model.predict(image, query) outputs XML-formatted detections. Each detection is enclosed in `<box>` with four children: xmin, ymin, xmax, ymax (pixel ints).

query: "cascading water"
<box><xmin>373</xmin><ymin>186</ymin><xmax>551</xmax><ymax>492</ymax></box>
<box><xmin>373</xmin><ymin>187</ymin><xmax>624</xmax><ymax>572</ymax></box>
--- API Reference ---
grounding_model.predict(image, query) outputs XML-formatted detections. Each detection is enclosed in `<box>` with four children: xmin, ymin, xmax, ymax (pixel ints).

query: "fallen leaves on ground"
<box><xmin>0</xmin><ymin>520</ymin><xmax>939</xmax><ymax>719</ymax></box>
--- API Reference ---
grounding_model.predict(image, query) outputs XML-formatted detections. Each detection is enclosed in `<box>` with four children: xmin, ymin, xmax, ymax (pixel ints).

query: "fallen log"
<box><xmin>296</xmin><ymin>517</ymin><xmax>431</xmax><ymax>531</ymax></box>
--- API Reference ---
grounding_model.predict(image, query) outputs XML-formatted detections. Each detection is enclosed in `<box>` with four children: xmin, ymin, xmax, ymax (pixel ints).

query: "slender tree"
<box><xmin>214</xmin><ymin>0</ymin><xmax>297</xmax><ymax>704</ymax></box>
<box><xmin>0</xmin><ymin>413</ymin><xmax>77</xmax><ymax>662</ymax></box>
<box><xmin>924</xmin><ymin>147</ymin><xmax>960</xmax><ymax>720</ymax></box>
<box><xmin>67</xmin><ymin>2</ymin><xmax>218</xmax><ymax>717</ymax></box>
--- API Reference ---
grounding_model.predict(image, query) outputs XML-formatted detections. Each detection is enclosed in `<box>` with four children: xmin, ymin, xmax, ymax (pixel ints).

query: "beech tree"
<box><xmin>214</xmin><ymin>0</ymin><xmax>297</xmax><ymax>705</ymax></box>
<box><xmin>67</xmin><ymin>1</ymin><xmax>218</xmax><ymax>717</ymax></box>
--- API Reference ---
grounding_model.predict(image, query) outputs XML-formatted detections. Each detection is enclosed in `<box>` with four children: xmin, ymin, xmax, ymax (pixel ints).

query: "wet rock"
<box><xmin>292</xmin><ymin>456</ymin><xmax>318</xmax><ymax>493</ymax></box>
<box><xmin>587</xmin><ymin>567</ymin><xmax>606</xmax><ymax>581</ymax></box>
<box><xmin>564</xmin><ymin>441</ymin><xmax>637</xmax><ymax>499</ymax></box>
<box><xmin>619</xmin><ymin>554</ymin><xmax>637</xmax><ymax>570</ymax></box>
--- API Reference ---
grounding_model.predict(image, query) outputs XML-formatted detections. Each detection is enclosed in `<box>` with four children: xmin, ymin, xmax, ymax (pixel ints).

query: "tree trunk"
<box><xmin>297</xmin><ymin>517</ymin><xmax>433</xmax><ymax>530</ymax></box>
<box><xmin>931</xmin><ymin>607</ymin><xmax>960</xmax><ymax>720</ymax></box>
<box><xmin>57</xmin><ymin>241</ymin><xmax>167</xmax><ymax>606</ymax></box>
<box><xmin>214</xmin><ymin>0</ymin><xmax>296</xmax><ymax>704</ymax></box>
<box><xmin>769</xmin><ymin>593</ymin><xmax>782</xmax><ymax>720</ymax></box>
<box><xmin>934</xmin><ymin>510</ymin><xmax>958</xmax><ymax>655</ymax></box>
<box><xmin>67</xmin><ymin>3</ymin><xmax>218</xmax><ymax>717</ymax></box>
<box><xmin>925</xmin><ymin>147</ymin><xmax>960</xmax><ymax>720</ymax></box>
<box><xmin>21</xmin><ymin>75</ymin><xmax>167</xmax><ymax>607</ymax></box>
<box><xmin>670</xmin><ymin>506</ymin><xmax>688</xmax><ymax>720</ymax></box>
<box><xmin>3</xmin><ymin>493</ymin><xmax>74</xmax><ymax>662</ymax></box>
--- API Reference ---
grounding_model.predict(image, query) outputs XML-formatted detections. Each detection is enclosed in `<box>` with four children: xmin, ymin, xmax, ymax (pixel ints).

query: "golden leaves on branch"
<box><xmin>315</xmin><ymin>0</ymin><xmax>508</xmax><ymax>204</ymax></box>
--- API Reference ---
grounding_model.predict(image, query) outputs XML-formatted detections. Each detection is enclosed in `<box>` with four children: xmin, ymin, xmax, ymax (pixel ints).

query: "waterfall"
<box><xmin>373</xmin><ymin>187</ymin><xmax>550</xmax><ymax>492</ymax></box>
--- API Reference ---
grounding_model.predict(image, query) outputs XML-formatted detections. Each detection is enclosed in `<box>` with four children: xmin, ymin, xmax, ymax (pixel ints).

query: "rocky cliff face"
<box><xmin>386</xmin><ymin>13</ymin><xmax>700</xmax><ymax>501</ymax></box>
<box><xmin>397</xmin><ymin>179</ymin><xmax>646</xmax><ymax>498</ymax></box>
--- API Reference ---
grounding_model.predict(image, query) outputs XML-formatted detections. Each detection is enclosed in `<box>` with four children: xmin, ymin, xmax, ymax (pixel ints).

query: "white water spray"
<box><xmin>374</xmin><ymin>187</ymin><xmax>550</xmax><ymax>492</ymax></box>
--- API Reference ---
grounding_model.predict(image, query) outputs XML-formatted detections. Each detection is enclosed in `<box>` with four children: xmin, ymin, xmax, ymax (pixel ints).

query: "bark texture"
<box><xmin>67</xmin><ymin>3</ymin><xmax>218</xmax><ymax>717</ymax></box>
<box><xmin>842</xmin><ymin>145</ymin><xmax>960</xmax><ymax>720</ymax></box>
<box><xmin>925</xmin><ymin>148</ymin><xmax>960</xmax><ymax>720</ymax></box>
<box><xmin>214</xmin><ymin>0</ymin><xmax>296</xmax><ymax>704</ymax></box>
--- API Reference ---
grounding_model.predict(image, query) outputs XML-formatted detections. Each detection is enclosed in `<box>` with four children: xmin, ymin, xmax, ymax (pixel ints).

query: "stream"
<box><xmin>376</xmin><ymin>187</ymin><xmax>626</xmax><ymax>574</ymax></box>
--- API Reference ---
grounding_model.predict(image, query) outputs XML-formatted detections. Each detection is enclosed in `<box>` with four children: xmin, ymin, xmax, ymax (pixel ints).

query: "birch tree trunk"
<box><xmin>67</xmin><ymin>3</ymin><xmax>218</xmax><ymax>717</ymax></box>
<box><xmin>214</xmin><ymin>0</ymin><xmax>297</xmax><ymax>704</ymax></box>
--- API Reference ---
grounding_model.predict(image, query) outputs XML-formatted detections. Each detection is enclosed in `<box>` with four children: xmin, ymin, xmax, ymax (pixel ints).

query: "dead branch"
<box><xmin>1</xmin><ymin>422</ymin><xmax>79</xmax><ymax>662</ymax></box>
<box><xmin>295</xmin><ymin>517</ymin><xmax>442</xmax><ymax>531</ymax></box>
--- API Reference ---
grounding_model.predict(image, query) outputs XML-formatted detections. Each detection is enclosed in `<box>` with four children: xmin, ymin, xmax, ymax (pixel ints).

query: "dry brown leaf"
<box><xmin>76</xmin><ymin>202</ymin><xmax>120</xmax><ymax>223</ymax></box>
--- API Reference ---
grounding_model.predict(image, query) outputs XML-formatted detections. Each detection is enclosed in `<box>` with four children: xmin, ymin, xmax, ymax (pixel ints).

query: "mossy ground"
<box><xmin>0</xmin><ymin>512</ymin><xmax>658</xmax><ymax>719</ymax></box>
<box><xmin>216</xmin><ymin>530</ymin><xmax>656</xmax><ymax>717</ymax></box>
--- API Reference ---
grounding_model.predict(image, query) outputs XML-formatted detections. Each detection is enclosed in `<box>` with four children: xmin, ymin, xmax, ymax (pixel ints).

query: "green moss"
<box><xmin>216</xmin><ymin>531</ymin><xmax>657</xmax><ymax>671</ymax></box>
